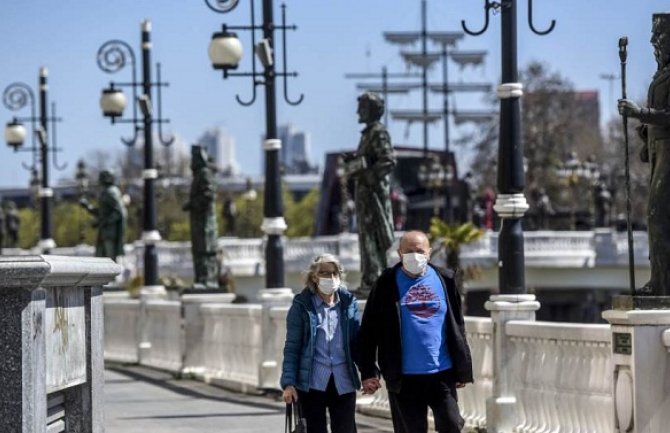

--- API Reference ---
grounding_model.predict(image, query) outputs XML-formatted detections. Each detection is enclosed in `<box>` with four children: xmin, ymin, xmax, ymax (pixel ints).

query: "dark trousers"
<box><xmin>388</xmin><ymin>369</ymin><xmax>464</xmax><ymax>433</ymax></box>
<box><xmin>297</xmin><ymin>376</ymin><xmax>357</xmax><ymax>433</ymax></box>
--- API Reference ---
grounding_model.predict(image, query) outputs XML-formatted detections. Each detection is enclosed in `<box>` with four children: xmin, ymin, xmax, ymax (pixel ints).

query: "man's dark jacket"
<box><xmin>358</xmin><ymin>263</ymin><xmax>474</xmax><ymax>393</ymax></box>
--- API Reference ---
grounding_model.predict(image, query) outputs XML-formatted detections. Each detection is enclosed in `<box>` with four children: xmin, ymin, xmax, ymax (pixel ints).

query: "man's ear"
<box><xmin>397</xmin><ymin>249</ymin><xmax>403</xmax><ymax>260</ymax></box>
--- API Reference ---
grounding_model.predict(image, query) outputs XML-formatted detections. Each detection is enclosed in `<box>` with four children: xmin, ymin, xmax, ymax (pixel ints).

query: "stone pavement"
<box><xmin>105</xmin><ymin>366</ymin><xmax>394</xmax><ymax>432</ymax></box>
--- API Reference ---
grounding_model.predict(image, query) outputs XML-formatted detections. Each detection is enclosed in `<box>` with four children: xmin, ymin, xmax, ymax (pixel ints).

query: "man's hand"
<box><xmin>362</xmin><ymin>378</ymin><xmax>381</xmax><ymax>395</ymax></box>
<box><xmin>283</xmin><ymin>385</ymin><xmax>298</xmax><ymax>403</ymax></box>
<box><xmin>618</xmin><ymin>98</ymin><xmax>642</xmax><ymax>118</ymax></box>
<box><xmin>456</xmin><ymin>382</ymin><xmax>466</xmax><ymax>389</ymax></box>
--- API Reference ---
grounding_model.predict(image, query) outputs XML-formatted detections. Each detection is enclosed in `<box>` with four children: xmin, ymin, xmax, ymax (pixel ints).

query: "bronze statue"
<box><xmin>4</xmin><ymin>201</ymin><xmax>19</xmax><ymax>248</ymax></box>
<box><xmin>344</xmin><ymin>92</ymin><xmax>396</xmax><ymax>297</ymax></box>
<box><xmin>80</xmin><ymin>170</ymin><xmax>127</xmax><ymax>260</ymax></box>
<box><xmin>183</xmin><ymin>145</ymin><xmax>219</xmax><ymax>289</ymax></box>
<box><xmin>618</xmin><ymin>13</ymin><xmax>670</xmax><ymax>295</ymax></box>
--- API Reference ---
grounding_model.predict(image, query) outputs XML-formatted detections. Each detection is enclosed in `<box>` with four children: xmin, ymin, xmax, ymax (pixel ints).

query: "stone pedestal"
<box><xmin>258</xmin><ymin>288</ymin><xmax>294</xmax><ymax>389</ymax></box>
<box><xmin>0</xmin><ymin>255</ymin><xmax>120</xmax><ymax>433</ymax></box>
<box><xmin>181</xmin><ymin>292</ymin><xmax>235</xmax><ymax>375</ymax></box>
<box><xmin>603</xmin><ymin>306</ymin><xmax>670</xmax><ymax>433</ymax></box>
<box><xmin>485</xmin><ymin>294</ymin><xmax>541</xmax><ymax>433</ymax></box>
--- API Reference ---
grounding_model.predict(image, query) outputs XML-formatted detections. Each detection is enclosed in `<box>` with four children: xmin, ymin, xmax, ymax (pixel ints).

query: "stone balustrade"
<box><xmin>506</xmin><ymin>321</ymin><xmax>613</xmax><ymax>433</ymax></box>
<box><xmin>22</xmin><ymin>230</ymin><xmax>650</xmax><ymax>291</ymax></box>
<box><xmin>102</xmin><ymin>293</ymin><xmax>628</xmax><ymax>432</ymax></box>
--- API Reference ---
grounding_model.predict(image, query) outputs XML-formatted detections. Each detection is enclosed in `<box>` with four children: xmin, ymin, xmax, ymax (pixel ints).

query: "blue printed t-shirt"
<box><xmin>396</xmin><ymin>266</ymin><xmax>453</xmax><ymax>374</ymax></box>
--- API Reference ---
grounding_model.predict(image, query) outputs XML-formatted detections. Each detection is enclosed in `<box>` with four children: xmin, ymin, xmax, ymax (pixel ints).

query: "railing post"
<box><xmin>258</xmin><ymin>288</ymin><xmax>294</xmax><ymax>389</ymax></box>
<box><xmin>604</xmin><ymin>305</ymin><xmax>670</xmax><ymax>433</ymax></box>
<box><xmin>180</xmin><ymin>290</ymin><xmax>235</xmax><ymax>376</ymax></box>
<box><xmin>485</xmin><ymin>294</ymin><xmax>540</xmax><ymax>432</ymax></box>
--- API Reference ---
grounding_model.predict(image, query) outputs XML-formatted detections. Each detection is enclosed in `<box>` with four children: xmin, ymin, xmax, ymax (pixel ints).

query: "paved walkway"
<box><xmin>105</xmin><ymin>366</ymin><xmax>393</xmax><ymax>432</ymax></box>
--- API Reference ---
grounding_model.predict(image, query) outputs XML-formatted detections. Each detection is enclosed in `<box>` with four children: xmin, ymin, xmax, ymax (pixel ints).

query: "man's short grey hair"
<box><xmin>304</xmin><ymin>253</ymin><xmax>346</xmax><ymax>292</ymax></box>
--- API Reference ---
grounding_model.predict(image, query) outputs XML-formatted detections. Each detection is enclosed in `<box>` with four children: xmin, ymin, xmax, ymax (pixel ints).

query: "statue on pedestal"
<box><xmin>5</xmin><ymin>201</ymin><xmax>20</xmax><ymax>248</ymax></box>
<box><xmin>343</xmin><ymin>92</ymin><xmax>396</xmax><ymax>297</ymax></box>
<box><xmin>183</xmin><ymin>145</ymin><xmax>219</xmax><ymax>289</ymax></box>
<box><xmin>80</xmin><ymin>170</ymin><xmax>127</xmax><ymax>260</ymax></box>
<box><xmin>618</xmin><ymin>13</ymin><xmax>670</xmax><ymax>295</ymax></box>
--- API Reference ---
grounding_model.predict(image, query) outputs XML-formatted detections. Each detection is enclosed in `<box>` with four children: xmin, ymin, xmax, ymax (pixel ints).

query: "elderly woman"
<box><xmin>280</xmin><ymin>254</ymin><xmax>361</xmax><ymax>433</ymax></box>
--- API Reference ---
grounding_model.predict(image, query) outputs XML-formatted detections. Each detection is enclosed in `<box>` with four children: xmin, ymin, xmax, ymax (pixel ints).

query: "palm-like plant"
<box><xmin>429</xmin><ymin>218</ymin><xmax>486</xmax><ymax>292</ymax></box>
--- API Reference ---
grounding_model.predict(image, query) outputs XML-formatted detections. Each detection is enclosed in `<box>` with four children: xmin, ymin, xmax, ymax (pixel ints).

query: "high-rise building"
<box><xmin>197</xmin><ymin>127</ymin><xmax>240</xmax><ymax>177</ymax></box>
<box><xmin>277</xmin><ymin>124</ymin><xmax>317</xmax><ymax>175</ymax></box>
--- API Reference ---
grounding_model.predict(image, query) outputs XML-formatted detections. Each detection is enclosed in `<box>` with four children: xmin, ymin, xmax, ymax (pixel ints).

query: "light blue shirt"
<box><xmin>309</xmin><ymin>293</ymin><xmax>356</xmax><ymax>395</ymax></box>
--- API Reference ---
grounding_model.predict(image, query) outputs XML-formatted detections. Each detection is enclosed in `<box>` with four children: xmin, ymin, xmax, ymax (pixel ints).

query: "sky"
<box><xmin>0</xmin><ymin>0</ymin><xmax>666</xmax><ymax>188</ymax></box>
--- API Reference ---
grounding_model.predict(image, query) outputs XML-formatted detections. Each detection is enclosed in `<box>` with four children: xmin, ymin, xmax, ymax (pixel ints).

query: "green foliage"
<box><xmin>286</xmin><ymin>189</ymin><xmax>320</xmax><ymax>237</ymax></box>
<box><xmin>429</xmin><ymin>218</ymin><xmax>485</xmax><ymax>269</ymax></box>
<box><xmin>54</xmin><ymin>202</ymin><xmax>97</xmax><ymax>246</ymax></box>
<box><xmin>18</xmin><ymin>203</ymin><xmax>98</xmax><ymax>248</ymax></box>
<box><xmin>234</xmin><ymin>193</ymin><xmax>264</xmax><ymax>238</ymax></box>
<box><xmin>18</xmin><ymin>207</ymin><xmax>39</xmax><ymax>249</ymax></box>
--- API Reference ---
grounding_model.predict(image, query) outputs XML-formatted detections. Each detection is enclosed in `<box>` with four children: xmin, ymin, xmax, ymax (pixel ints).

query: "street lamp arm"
<box><xmin>49</xmin><ymin>103</ymin><xmax>67</xmax><ymax>171</ymax></box>
<box><xmin>527</xmin><ymin>0</ymin><xmax>555</xmax><ymax>35</ymax></box>
<box><xmin>461</xmin><ymin>0</ymin><xmax>499</xmax><ymax>36</ymax></box>
<box><xmin>155</xmin><ymin>63</ymin><xmax>174</xmax><ymax>147</ymax></box>
<box><xmin>281</xmin><ymin>3</ymin><xmax>303</xmax><ymax>106</ymax></box>
<box><xmin>97</xmin><ymin>40</ymin><xmax>136</xmax><ymax>74</ymax></box>
<box><xmin>120</xmin><ymin>126</ymin><xmax>140</xmax><ymax>147</ymax></box>
<box><xmin>204</xmin><ymin>0</ymin><xmax>241</xmax><ymax>14</ymax></box>
<box><xmin>3</xmin><ymin>82</ymin><xmax>38</xmax><ymax>152</ymax></box>
<box><xmin>235</xmin><ymin>79</ymin><xmax>258</xmax><ymax>106</ymax></box>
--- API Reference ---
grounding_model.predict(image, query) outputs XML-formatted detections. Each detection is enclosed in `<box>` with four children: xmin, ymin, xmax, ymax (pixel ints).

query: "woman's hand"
<box><xmin>362</xmin><ymin>378</ymin><xmax>381</xmax><ymax>395</ymax></box>
<box><xmin>283</xmin><ymin>385</ymin><xmax>298</xmax><ymax>403</ymax></box>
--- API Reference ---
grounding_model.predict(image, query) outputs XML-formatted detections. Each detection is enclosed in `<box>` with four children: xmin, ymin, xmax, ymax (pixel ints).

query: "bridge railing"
<box><xmin>506</xmin><ymin>321</ymin><xmax>613</xmax><ymax>433</ymax></box>
<box><xmin>102</xmin><ymin>292</ymin><xmax>625</xmax><ymax>431</ymax></box>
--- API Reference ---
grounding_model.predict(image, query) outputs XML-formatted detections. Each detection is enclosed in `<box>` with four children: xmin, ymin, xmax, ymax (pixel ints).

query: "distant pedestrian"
<box><xmin>281</xmin><ymin>254</ymin><xmax>361</xmax><ymax>433</ymax></box>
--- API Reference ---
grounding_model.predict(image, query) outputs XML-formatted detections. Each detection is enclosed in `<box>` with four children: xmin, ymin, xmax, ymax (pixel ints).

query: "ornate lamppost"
<box><xmin>462</xmin><ymin>0</ymin><xmax>555</xmax><ymax>294</ymax></box>
<box><xmin>205</xmin><ymin>0</ymin><xmax>303</xmax><ymax>288</ymax></box>
<box><xmin>461</xmin><ymin>1</ymin><xmax>555</xmax><ymax>430</ymax></box>
<box><xmin>3</xmin><ymin>67</ymin><xmax>67</xmax><ymax>252</ymax></box>
<box><xmin>97</xmin><ymin>20</ymin><xmax>173</xmax><ymax>292</ymax></box>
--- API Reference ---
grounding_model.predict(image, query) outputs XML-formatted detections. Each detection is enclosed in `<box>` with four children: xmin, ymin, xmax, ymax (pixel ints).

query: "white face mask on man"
<box><xmin>318</xmin><ymin>276</ymin><xmax>341</xmax><ymax>295</ymax></box>
<box><xmin>401</xmin><ymin>252</ymin><xmax>428</xmax><ymax>275</ymax></box>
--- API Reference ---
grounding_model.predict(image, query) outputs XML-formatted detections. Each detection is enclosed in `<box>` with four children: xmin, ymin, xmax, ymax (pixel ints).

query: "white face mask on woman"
<box><xmin>318</xmin><ymin>276</ymin><xmax>340</xmax><ymax>295</ymax></box>
<box><xmin>402</xmin><ymin>252</ymin><xmax>428</xmax><ymax>275</ymax></box>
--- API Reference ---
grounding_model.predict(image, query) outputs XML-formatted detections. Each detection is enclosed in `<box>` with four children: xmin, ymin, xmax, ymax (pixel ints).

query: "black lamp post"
<box><xmin>205</xmin><ymin>0</ymin><xmax>303</xmax><ymax>289</ymax></box>
<box><xmin>462</xmin><ymin>0</ymin><xmax>555</xmax><ymax>295</ymax></box>
<box><xmin>97</xmin><ymin>20</ymin><xmax>173</xmax><ymax>289</ymax></box>
<box><xmin>75</xmin><ymin>159</ymin><xmax>89</xmax><ymax>244</ymax></box>
<box><xmin>3</xmin><ymin>67</ymin><xmax>67</xmax><ymax>252</ymax></box>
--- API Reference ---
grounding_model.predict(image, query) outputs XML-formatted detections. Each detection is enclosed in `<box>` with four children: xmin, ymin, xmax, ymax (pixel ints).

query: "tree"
<box><xmin>469</xmin><ymin>61</ymin><xmax>605</xmax><ymax>219</ymax></box>
<box><xmin>285</xmin><ymin>188</ymin><xmax>320</xmax><ymax>237</ymax></box>
<box><xmin>600</xmin><ymin>113</ymin><xmax>649</xmax><ymax>228</ymax></box>
<box><xmin>429</xmin><ymin>218</ymin><xmax>485</xmax><ymax>292</ymax></box>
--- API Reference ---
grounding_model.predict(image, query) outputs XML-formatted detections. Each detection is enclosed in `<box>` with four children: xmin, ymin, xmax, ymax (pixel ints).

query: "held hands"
<box><xmin>362</xmin><ymin>378</ymin><xmax>382</xmax><ymax>395</ymax></box>
<box><xmin>283</xmin><ymin>385</ymin><xmax>298</xmax><ymax>404</ymax></box>
<box><xmin>618</xmin><ymin>99</ymin><xmax>642</xmax><ymax>118</ymax></box>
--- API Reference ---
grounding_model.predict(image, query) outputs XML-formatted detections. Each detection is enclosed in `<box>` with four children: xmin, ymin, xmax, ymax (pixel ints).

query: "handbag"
<box><xmin>285</xmin><ymin>402</ymin><xmax>306</xmax><ymax>433</ymax></box>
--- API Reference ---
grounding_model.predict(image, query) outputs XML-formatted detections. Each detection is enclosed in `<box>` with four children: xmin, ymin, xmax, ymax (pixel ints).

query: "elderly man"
<box><xmin>358</xmin><ymin>230</ymin><xmax>473</xmax><ymax>433</ymax></box>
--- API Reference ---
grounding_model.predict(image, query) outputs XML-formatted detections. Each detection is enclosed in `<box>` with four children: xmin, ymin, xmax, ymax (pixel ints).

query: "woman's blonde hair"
<box><xmin>304</xmin><ymin>254</ymin><xmax>346</xmax><ymax>292</ymax></box>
